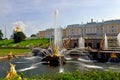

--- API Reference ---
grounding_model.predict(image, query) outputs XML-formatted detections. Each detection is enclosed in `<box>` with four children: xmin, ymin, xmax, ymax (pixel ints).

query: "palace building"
<box><xmin>37</xmin><ymin>19</ymin><xmax>120</xmax><ymax>49</ymax></box>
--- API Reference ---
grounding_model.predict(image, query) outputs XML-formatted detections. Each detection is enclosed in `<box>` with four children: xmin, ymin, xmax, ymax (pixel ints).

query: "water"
<box><xmin>54</xmin><ymin>10</ymin><xmax>64</xmax><ymax>73</ymax></box>
<box><xmin>59</xmin><ymin>55</ymin><xmax>64</xmax><ymax>73</ymax></box>
<box><xmin>79</xmin><ymin>37</ymin><xmax>85</xmax><ymax>49</ymax></box>
<box><xmin>1</xmin><ymin>56</ymin><xmax>120</xmax><ymax>78</ymax></box>
<box><xmin>104</xmin><ymin>33</ymin><xmax>108</xmax><ymax>50</ymax></box>
<box><xmin>117</xmin><ymin>33</ymin><xmax>120</xmax><ymax>47</ymax></box>
<box><xmin>54</xmin><ymin>10</ymin><xmax>62</xmax><ymax>50</ymax></box>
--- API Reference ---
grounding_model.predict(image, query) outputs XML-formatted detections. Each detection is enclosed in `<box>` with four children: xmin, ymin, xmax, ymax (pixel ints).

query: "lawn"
<box><xmin>0</xmin><ymin>48</ymin><xmax>31</xmax><ymax>57</ymax></box>
<box><xmin>0</xmin><ymin>38</ymin><xmax>51</xmax><ymax>48</ymax></box>
<box><xmin>0</xmin><ymin>38</ymin><xmax>52</xmax><ymax>57</ymax></box>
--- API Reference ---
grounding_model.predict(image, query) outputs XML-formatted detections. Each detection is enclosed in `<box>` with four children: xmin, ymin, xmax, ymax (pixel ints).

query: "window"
<box><xmin>84</xmin><ymin>28</ymin><xmax>86</xmax><ymax>31</ymax></box>
<box><xmin>112</xmin><ymin>29</ymin><xmax>114</xmax><ymax>32</ymax></box>
<box><xmin>97</xmin><ymin>28</ymin><xmax>99</xmax><ymax>30</ymax></box>
<box><xmin>94</xmin><ymin>28</ymin><xmax>97</xmax><ymax>33</ymax></box>
<box><xmin>72</xmin><ymin>32</ymin><xmax>74</xmax><ymax>35</ymax></box>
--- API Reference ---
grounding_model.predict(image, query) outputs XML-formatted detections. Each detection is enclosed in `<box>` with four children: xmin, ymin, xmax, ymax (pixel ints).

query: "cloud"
<box><xmin>0</xmin><ymin>0</ymin><xmax>119</xmax><ymax>17</ymax></box>
<box><xmin>0</xmin><ymin>0</ymin><xmax>120</xmax><ymax>38</ymax></box>
<box><xmin>51</xmin><ymin>0</ymin><xmax>103</xmax><ymax>9</ymax></box>
<box><xmin>0</xmin><ymin>0</ymin><xmax>104</xmax><ymax>18</ymax></box>
<box><xmin>23</xmin><ymin>20</ymin><xmax>54</xmax><ymax>37</ymax></box>
<box><xmin>0</xmin><ymin>0</ymin><xmax>13</xmax><ymax>17</ymax></box>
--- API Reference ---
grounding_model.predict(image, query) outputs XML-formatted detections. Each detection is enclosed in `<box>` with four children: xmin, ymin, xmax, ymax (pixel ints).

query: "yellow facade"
<box><xmin>37</xmin><ymin>19</ymin><xmax>120</xmax><ymax>39</ymax></box>
<box><xmin>63</xmin><ymin>28</ymin><xmax>66</xmax><ymax>38</ymax></box>
<box><xmin>39</xmin><ymin>31</ymin><xmax>45</xmax><ymax>38</ymax></box>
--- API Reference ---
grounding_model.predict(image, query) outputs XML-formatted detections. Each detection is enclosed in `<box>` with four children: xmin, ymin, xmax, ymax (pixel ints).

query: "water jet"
<box><xmin>41</xmin><ymin>10</ymin><xmax>66</xmax><ymax>67</ymax></box>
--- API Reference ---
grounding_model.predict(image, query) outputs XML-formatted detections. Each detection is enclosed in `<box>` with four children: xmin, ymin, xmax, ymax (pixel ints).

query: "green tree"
<box><xmin>30</xmin><ymin>34</ymin><xmax>36</xmax><ymax>37</ymax></box>
<box><xmin>13</xmin><ymin>32</ymin><xmax>26</xmax><ymax>43</ymax></box>
<box><xmin>0</xmin><ymin>30</ymin><xmax>3</xmax><ymax>40</ymax></box>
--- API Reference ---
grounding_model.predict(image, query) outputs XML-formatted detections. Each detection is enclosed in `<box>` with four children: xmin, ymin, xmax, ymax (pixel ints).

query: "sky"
<box><xmin>0</xmin><ymin>0</ymin><xmax>120</xmax><ymax>38</ymax></box>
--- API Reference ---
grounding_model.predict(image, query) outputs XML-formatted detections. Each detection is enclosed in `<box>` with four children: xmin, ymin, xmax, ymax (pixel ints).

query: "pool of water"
<box><xmin>0</xmin><ymin>56</ymin><xmax>120</xmax><ymax>78</ymax></box>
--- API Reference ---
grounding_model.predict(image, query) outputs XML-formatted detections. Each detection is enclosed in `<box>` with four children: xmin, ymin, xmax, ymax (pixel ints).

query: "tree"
<box><xmin>30</xmin><ymin>34</ymin><xmax>36</xmax><ymax>37</ymax></box>
<box><xmin>13</xmin><ymin>32</ymin><xmax>26</xmax><ymax>43</ymax></box>
<box><xmin>0</xmin><ymin>30</ymin><xmax>3</xmax><ymax>40</ymax></box>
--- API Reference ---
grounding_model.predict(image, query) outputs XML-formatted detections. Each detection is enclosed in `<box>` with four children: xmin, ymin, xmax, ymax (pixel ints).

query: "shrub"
<box><xmin>13</xmin><ymin>32</ymin><xmax>26</xmax><ymax>43</ymax></box>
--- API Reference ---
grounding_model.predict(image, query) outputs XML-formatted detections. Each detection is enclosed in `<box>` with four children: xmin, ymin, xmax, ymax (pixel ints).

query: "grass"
<box><xmin>0</xmin><ymin>48</ymin><xmax>31</xmax><ymax>57</ymax></box>
<box><xmin>0</xmin><ymin>38</ymin><xmax>51</xmax><ymax>48</ymax></box>
<box><xmin>23</xmin><ymin>70</ymin><xmax>120</xmax><ymax>80</ymax></box>
<box><xmin>0</xmin><ymin>38</ymin><xmax>52</xmax><ymax>57</ymax></box>
<box><xmin>1</xmin><ymin>70</ymin><xmax>120</xmax><ymax>80</ymax></box>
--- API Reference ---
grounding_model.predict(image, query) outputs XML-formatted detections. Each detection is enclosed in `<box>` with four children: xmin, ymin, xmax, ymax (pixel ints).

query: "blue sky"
<box><xmin>0</xmin><ymin>0</ymin><xmax>120</xmax><ymax>38</ymax></box>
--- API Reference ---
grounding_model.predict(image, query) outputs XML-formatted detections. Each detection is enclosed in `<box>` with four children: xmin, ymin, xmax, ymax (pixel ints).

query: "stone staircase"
<box><xmin>108</xmin><ymin>39</ymin><xmax>120</xmax><ymax>51</ymax></box>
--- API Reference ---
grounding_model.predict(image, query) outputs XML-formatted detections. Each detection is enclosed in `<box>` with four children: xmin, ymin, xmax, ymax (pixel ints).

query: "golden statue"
<box><xmin>14</xmin><ymin>25</ymin><xmax>22</xmax><ymax>32</ymax></box>
<box><xmin>8</xmin><ymin>52</ymin><xmax>14</xmax><ymax>59</ymax></box>
<box><xmin>8</xmin><ymin>52</ymin><xmax>16</xmax><ymax>60</ymax></box>
<box><xmin>53</xmin><ymin>46</ymin><xmax>59</xmax><ymax>56</ymax></box>
<box><xmin>5</xmin><ymin>63</ymin><xmax>22</xmax><ymax>80</ymax></box>
<box><xmin>110</xmin><ymin>53</ymin><xmax>117</xmax><ymax>58</ymax></box>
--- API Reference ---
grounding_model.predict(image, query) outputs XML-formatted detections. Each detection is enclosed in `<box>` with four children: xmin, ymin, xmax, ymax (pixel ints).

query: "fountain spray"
<box><xmin>79</xmin><ymin>37</ymin><xmax>85</xmax><ymax>49</ymax></box>
<box><xmin>54</xmin><ymin>9</ymin><xmax>64</xmax><ymax>73</ymax></box>
<box><xmin>104</xmin><ymin>33</ymin><xmax>108</xmax><ymax>50</ymax></box>
<box><xmin>117</xmin><ymin>33</ymin><xmax>120</xmax><ymax>47</ymax></box>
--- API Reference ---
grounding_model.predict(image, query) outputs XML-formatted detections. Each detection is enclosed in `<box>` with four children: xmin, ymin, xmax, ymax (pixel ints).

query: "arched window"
<box><xmin>96</xmin><ymin>43</ymin><xmax>100</xmax><ymax>49</ymax></box>
<box><xmin>88</xmin><ymin>43</ymin><xmax>92</xmax><ymax>48</ymax></box>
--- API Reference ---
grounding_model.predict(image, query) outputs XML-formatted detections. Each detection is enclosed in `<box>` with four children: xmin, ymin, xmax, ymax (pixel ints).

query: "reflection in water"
<box><xmin>0</xmin><ymin>56</ymin><xmax>120</xmax><ymax>78</ymax></box>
